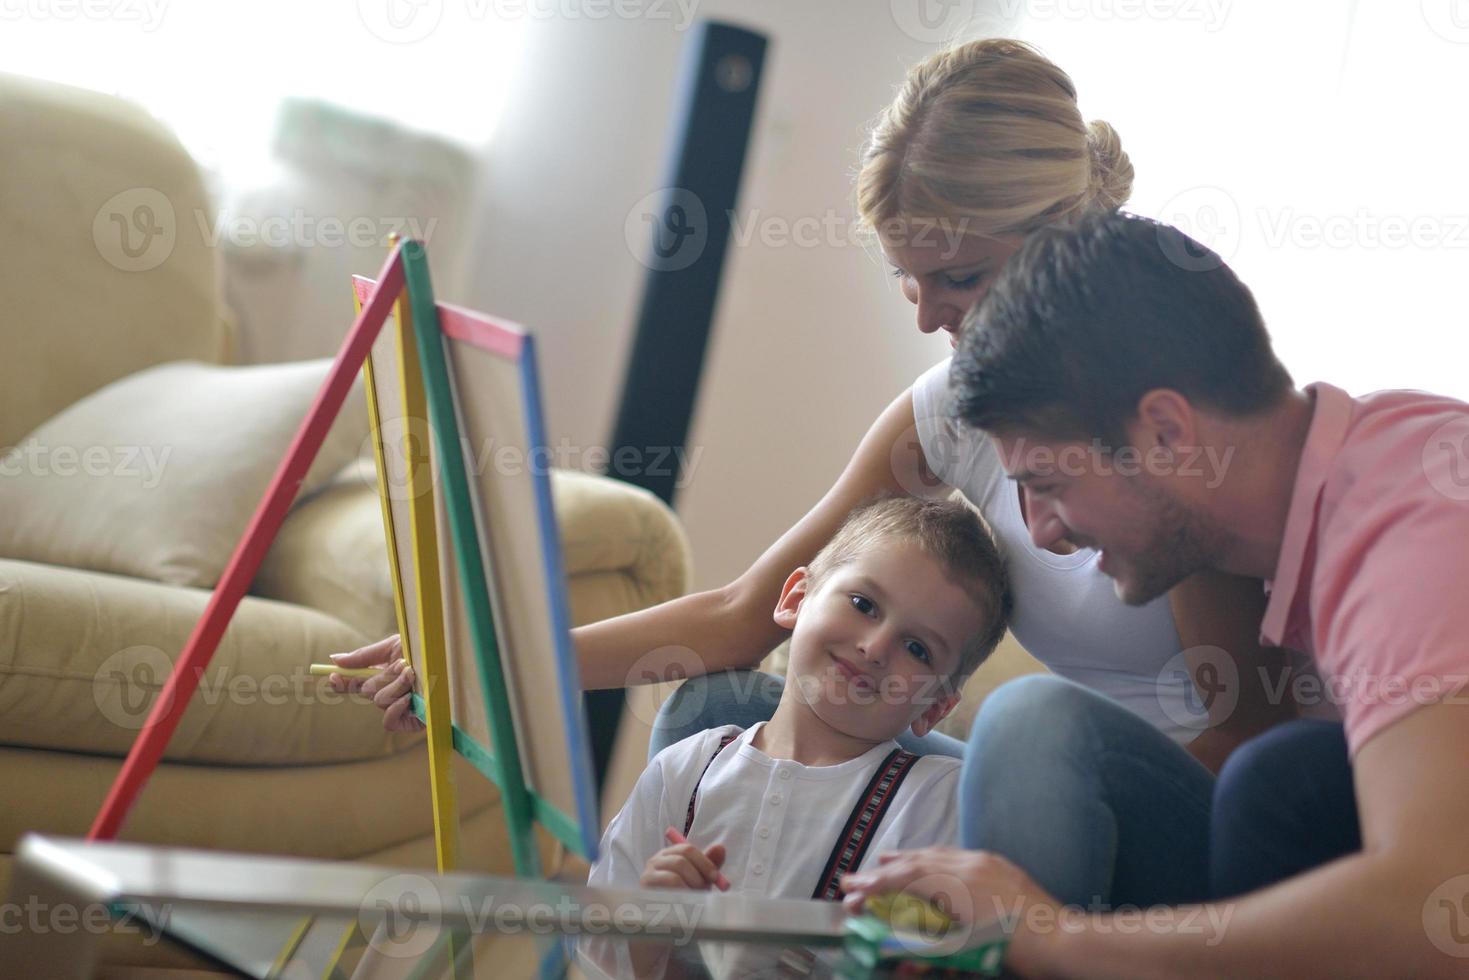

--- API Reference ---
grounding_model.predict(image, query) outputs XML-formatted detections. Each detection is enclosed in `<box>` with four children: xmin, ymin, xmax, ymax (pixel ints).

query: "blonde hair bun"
<box><xmin>1085</xmin><ymin>119</ymin><xmax>1134</xmax><ymax>211</ymax></box>
<box><xmin>858</xmin><ymin>39</ymin><xmax>1134</xmax><ymax>238</ymax></box>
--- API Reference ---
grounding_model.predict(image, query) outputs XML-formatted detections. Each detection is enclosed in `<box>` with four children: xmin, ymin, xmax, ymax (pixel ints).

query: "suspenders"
<box><xmin>810</xmin><ymin>747</ymin><xmax>919</xmax><ymax>900</ymax></box>
<box><xmin>682</xmin><ymin>733</ymin><xmax>921</xmax><ymax>900</ymax></box>
<box><xmin>683</xmin><ymin>732</ymin><xmax>740</xmax><ymax>837</ymax></box>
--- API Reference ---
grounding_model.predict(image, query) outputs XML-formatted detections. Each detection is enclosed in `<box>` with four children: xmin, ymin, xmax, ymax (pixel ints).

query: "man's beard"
<box><xmin>1110</xmin><ymin>481</ymin><xmax>1227</xmax><ymax>606</ymax></box>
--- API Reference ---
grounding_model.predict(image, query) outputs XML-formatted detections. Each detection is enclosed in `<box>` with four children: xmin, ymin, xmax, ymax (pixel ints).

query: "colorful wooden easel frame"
<box><xmin>91</xmin><ymin>240</ymin><xmax>600</xmax><ymax>881</ymax></box>
<box><xmin>351</xmin><ymin>255</ymin><xmax>601</xmax><ymax>875</ymax></box>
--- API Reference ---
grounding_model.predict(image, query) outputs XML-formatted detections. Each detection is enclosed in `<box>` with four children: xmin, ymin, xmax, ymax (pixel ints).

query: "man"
<box><xmin>840</xmin><ymin>210</ymin><xmax>1469</xmax><ymax>977</ymax></box>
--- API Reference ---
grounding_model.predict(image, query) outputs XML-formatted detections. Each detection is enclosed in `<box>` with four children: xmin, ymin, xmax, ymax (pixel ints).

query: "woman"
<box><xmin>338</xmin><ymin>39</ymin><xmax>1297</xmax><ymax>910</ymax></box>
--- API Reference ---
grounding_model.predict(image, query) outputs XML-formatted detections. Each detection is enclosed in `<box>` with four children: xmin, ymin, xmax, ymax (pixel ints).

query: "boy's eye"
<box><xmin>945</xmin><ymin>273</ymin><xmax>981</xmax><ymax>290</ymax></box>
<box><xmin>849</xmin><ymin>594</ymin><xmax>875</xmax><ymax>615</ymax></box>
<box><xmin>905</xmin><ymin>640</ymin><xmax>932</xmax><ymax>665</ymax></box>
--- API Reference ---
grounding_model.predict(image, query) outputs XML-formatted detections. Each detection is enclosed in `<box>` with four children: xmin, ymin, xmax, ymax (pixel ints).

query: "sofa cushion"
<box><xmin>253</xmin><ymin>465</ymin><xmax>693</xmax><ymax>641</ymax></box>
<box><xmin>0</xmin><ymin>71</ymin><xmax>232</xmax><ymax>449</ymax></box>
<box><xmin>0</xmin><ymin>359</ymin><xmax>368</xmax><ymax>589</ymax></box>
<box><xmin>0</xmin><ymin>559</ymin><xmax>419</xmax><ymax>765</ymax></box>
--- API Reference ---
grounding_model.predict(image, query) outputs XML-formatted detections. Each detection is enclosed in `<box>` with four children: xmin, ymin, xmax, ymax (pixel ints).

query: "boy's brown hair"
<box><xmin>806</xmin><ymin>495</ymin><xmax>1012</xmax><ymax>683</ymax></box>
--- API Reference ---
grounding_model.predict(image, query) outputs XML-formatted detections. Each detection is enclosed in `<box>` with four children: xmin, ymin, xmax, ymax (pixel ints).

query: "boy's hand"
<box><xmin>640</xmin><ymin>828</ymin><xmax>731</xmax><ymax>891</ymax></box>
<box><xmin>325</xmin><ymin>634</ymin><xmax>424</xmax><ymax>733</ymax></box>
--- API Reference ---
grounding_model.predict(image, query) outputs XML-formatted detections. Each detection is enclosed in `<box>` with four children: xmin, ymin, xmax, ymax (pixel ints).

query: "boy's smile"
<box><xmin>764</xmin><ymin>539</ymin><xmax>987</xmax><ymax>760</ymax></box>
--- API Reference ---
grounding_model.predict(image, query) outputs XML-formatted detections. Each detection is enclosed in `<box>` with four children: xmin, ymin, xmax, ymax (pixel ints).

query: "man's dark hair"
<box><xmin>949</xmin><ymin>210</ymin><xmax>1293</xmax><ymax>446</ymax></box>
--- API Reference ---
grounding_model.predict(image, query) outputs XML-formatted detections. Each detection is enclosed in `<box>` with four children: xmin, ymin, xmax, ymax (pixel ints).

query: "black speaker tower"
<box><xmin>588</xmin><ymin>21</ymin><xmax>767</xmax><ymax>791</ymax></box>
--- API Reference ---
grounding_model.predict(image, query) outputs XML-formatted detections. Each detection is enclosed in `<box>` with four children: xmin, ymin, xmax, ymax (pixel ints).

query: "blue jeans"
<box><xmin>1210</xmin><ymin>719</ymin><xmax>1358</xmax><ymax>899</ymax></box>
<box><xmin>649</xmin><ymin>672</ymin><xmax>1356</xmax><ymax>908</ymax></box>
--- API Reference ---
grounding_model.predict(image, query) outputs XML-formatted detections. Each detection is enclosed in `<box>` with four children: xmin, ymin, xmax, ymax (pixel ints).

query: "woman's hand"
<box><xmin>325</xmin><ymin>634</ymin><xmax>424</xmax><ymax>733</ymax></box>
<box><xmin>840</xmin><ymin>847</ymin><xmax>1071</xmax><ymax>977</ymax></box>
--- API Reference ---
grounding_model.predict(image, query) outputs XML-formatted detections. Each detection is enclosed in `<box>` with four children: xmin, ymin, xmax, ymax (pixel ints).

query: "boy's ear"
<box><xmin>772</xmin><ymin>568</ymin><xmax>810</xmax><ymax>632</ymax></box>
<box><xmin>909</xmin><ymin>691</ymin><xmax>962</xmax><ymax>739</ymax></box>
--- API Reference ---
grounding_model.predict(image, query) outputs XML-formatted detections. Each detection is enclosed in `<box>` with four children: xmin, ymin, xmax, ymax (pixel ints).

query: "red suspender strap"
<box><xmin>683</xmin><ymin>732</ymin><xmax>740</xmax><ymax>837</ymax></box>
<box><xmin>811</xmin><ymin>748</ymin><xmax>919</xmax><ymax>901</ymax></box>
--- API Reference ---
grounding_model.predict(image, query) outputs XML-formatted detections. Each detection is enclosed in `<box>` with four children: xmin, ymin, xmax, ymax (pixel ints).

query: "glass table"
<box><xmin>4</xmin><ymin>834</ymin><xmax>1006</xmax><ymax>978</ymax></box>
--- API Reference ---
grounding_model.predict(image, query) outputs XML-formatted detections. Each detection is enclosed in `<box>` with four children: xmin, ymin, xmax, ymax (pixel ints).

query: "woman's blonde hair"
<box><xmin>857</xmin><ymin>39</ymin><xmax>1133</xmax><ymax>240</ymax></box>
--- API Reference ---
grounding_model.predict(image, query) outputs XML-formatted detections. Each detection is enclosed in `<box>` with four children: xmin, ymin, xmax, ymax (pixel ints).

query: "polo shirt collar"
<box><xmin>1259</xmin><ymin>382</ymin><xmax>1354</xmax><ymax>647</ymax></box>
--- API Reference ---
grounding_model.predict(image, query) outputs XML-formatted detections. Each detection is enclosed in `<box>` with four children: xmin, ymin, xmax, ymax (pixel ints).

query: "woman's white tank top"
<box><xmin>912</xmin><ymin>358</ymin><xmax>1205</xmax><ymax>744</ymax></box>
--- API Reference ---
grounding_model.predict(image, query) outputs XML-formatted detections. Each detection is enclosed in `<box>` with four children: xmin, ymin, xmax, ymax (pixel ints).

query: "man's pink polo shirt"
<box><xmin>1260</xmin><ymin>382</ymin><xmax>1469</xmax><ymax>756</ymax></box>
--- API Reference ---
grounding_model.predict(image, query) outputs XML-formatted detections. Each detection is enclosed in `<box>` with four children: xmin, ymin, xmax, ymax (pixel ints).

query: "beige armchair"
<box><xmin>0</xmin><ymin>70</ymin><xmax>691</xmax><ymax>915</ymax></box>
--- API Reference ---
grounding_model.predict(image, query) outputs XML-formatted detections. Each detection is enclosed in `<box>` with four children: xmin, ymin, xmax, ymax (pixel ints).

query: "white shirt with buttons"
<box><xmin>581</xmin><ymin>722</ymin><xmax>962</xmax><ymax>978</ymax></box>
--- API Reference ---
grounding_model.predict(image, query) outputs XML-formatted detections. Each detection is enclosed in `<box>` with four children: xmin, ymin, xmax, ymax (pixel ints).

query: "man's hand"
<box><xmin>641</xmin><ymin>828</ymin><xmax>731</xmax><ymax>892</ymax></box>
<box><xmin>841</xmin><ymin>848</ymin><xmax>1067</xmax><ymax>976</ymax></box>
<box><xmin>325</xmin><ymin>634</ymin><xmax>424</xmax><ymax>733</ymax></box>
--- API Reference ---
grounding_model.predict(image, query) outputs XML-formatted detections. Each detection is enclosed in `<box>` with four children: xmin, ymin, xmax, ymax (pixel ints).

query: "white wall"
<box><xmin>460</xmin><ymin>5</ymin><xmax>956</xmax><ymax>592</ymax></box>
<box><xmin>460</xmin><ymin>1</ymin><xmax>1469</xmax><ymax>593</ymax></box>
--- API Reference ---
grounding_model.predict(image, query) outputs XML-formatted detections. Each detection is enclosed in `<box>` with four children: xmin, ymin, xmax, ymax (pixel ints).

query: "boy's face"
<box><xmin>773</xmin><ymin>539</ymin><xmax>987</xmax><ymax>743</ymax></box>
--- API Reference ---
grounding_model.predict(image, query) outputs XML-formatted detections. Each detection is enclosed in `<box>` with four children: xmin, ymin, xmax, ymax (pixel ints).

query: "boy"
<box><xmin>582</xmin><ymin>495</ymin><xmax>1011</xmax><ymax>978</ymax></box>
